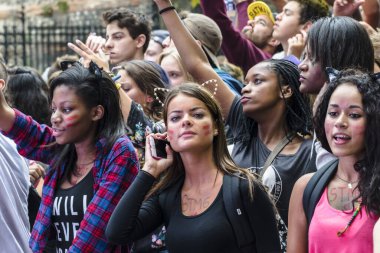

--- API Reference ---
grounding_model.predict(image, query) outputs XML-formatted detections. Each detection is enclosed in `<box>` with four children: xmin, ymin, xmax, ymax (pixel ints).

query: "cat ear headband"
<box><xmin>153</xmin><ymin>79</ymin><xmax>219</xmax><ymax>106</ymax></box>
<box><xmin>325</xmin><ymin>67</ymin><xmax>380</xmax><ymax>83</ymax></box>
<box><xmin>325</xmin><ymin>67</ymin><xmax>340</xmax><ymax>83</ymax></box>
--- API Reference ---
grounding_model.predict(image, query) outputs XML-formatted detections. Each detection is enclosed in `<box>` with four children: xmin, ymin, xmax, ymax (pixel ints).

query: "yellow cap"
<box><xmin>247</xmin><ymin>1</ymin><xmax>275</xmax><ymax>24</ymax></box>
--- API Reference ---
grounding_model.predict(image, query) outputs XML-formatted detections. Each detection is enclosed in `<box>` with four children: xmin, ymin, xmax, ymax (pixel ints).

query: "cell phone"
<box><xmin>149</xmin><ymin>136</ymin><xmax>169</xmax><ymax>159</ymax></box>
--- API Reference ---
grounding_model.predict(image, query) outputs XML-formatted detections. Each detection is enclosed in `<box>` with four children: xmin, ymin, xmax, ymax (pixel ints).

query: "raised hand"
<box><xmin>287</xmin><ymin>29</ymin><xmax>307</xmax><ymax>59</ymax></box>
<box><xmin>68</xmin><ymin>39</ymin><xmax>110</xmax><ymax>72</ymax></box>
<box><xmin>333</xmin><ymin>0</ymin><xmax>364</xmax><ymax>17</ymax></box>
<box><xmin>85</xmin><ymin>33</ymin><xmax>107</xmax><ymax>54</ymax></box>
<box><xmin>143</xmin><ymin>133</ymin><xmax>173</xmax><ymax>179</ymax></box>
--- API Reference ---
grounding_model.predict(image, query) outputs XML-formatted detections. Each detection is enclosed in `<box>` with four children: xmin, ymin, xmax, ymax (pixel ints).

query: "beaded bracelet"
<box><xmin>159</xmin><ymin>6</ymin><xmax>176</xmax><ymax>15</ymax></box>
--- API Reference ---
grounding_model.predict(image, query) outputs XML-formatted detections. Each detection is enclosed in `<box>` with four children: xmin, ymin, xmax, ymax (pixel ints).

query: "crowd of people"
<box><xmin>1</xmin><ymin>0</ymin><xmax>380</xmax><ymax>252</ymax></box>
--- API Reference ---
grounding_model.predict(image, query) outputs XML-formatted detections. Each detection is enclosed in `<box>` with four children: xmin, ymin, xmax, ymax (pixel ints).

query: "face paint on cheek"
<box><xmin>65</xmin><ymin>115</ymin><xmax>80</xmax><ymax>128</ymax></box>
<box><xmin>167</xmin><ymin>129</ymin><xmax>175</xmax><ymax>140</ymax></box>
<box><xmin>202</xmin><ymin>124</ymin><xmax>211</xmax><ymax>136</ymax></box>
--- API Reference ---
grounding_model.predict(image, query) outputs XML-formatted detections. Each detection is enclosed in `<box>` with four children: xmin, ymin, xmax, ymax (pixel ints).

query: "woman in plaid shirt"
<box><xmin>0</xmin><ymin>62</ymin><xmax>138</xmax><ymax>252</ymax></box>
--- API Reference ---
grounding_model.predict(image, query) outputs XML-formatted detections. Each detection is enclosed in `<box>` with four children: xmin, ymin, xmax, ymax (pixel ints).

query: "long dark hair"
<box><xmin>314</xmin><ymin>69</ymin><xmax>380</xmax><ymax>215</ymax></box>
<box><xmin>49</xmin><ymin>63</ymin><xmax>125</xmax><ymax>181</ymax></box>
<box><xmin>308</xmin><ymin>17</ymin><xmax>374</xmax><ymax>73</ymax></box>
<box><xmin>148</xmin><ymin>83</ymin><xmax>258</xmax><ymax>198</ymax></box>
<box><xmin>6</xmin><ymin>66</ymin><xmax>51</xmax><ymax>125</ymax></box>
<box><xmin>119</xmin><ymin>60</ymin><xmax>169</xmax><ymax>121</ymax></box>
<box><xmin>264</xmin><ymin>59</ymin><xmax>313</xmax><ymax>136</ymax></box>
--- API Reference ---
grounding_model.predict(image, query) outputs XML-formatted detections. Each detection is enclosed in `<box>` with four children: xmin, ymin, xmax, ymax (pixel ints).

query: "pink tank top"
<box><xmin>309</xmin><ymin>187</ymin><xmax>378</xmax><ymax>253</ymax></box>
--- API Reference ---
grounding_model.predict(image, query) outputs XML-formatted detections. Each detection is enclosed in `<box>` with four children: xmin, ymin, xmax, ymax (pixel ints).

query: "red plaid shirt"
<box><xmin>4</xmin><ymin>110</ymin><xmax>138</xmax><ymax>252</ymax></box>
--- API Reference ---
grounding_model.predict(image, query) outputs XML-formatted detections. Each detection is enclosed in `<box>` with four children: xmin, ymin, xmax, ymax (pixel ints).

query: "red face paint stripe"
<box><xmin>66</xmin><ymin>115</ymin><xmax>79</xmax><ymax>121</ymax></box>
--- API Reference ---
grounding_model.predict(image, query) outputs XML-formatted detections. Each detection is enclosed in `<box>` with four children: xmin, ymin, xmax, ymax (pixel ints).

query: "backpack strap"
<box><xmin>260</xmin><ymin>132</ymin><xmax>296</xmax><ymax>177</ymax></box>
<box><xmin>302</xmin><ymin>159</ymin><xmax>338</xmax><ymax>225</ymax></box>
<box><xmin>223</xmin><ymin>174</ymin><xmax>254</xmax><ymax>253</ymax></box>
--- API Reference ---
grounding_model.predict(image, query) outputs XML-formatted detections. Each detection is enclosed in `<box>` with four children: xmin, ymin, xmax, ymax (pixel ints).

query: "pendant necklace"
<box><xmin>335</xmin><ymin>174</ymin><xmax>359</xmax><ymax>189</ymax></box>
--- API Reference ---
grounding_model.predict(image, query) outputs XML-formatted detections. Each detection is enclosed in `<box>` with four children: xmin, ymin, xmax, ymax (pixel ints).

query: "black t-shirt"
<box><xmin>51</xmin><ymin>171</ymin><xmax>94</xmax><ymax>252</ymax></box>
<box><xmin>226</xmin><ymin>96</ymin><xmax>316</xmax><ymax>225</ymax></box>
<box><xmin>166</xmin><ymin>189</ymin><xmax>241</xmax><ymax>253</ymax></box>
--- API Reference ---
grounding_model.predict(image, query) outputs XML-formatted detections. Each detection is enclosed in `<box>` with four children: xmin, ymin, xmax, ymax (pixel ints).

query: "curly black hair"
<box><xmin>314</xmin><ymin>68</ymin><xmax>380</xmax><ymax>215</ymax></box>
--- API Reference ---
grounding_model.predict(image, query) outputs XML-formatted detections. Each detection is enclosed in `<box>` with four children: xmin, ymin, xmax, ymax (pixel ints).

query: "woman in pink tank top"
<box><xmin>287</xmin><ymin>69</ymin><xmax>380</xmax><ymax>253</ymax></box>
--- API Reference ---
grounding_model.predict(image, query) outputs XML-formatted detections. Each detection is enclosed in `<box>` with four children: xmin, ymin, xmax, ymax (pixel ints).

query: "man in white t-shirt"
<box><xmin>0</xmin><ymin>60</ymin><xmax>31</xmax><ymax>252</ymax></box>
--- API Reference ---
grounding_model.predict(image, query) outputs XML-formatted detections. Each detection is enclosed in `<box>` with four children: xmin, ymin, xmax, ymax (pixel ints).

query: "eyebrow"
<box><xmin>255</xmin><ymin>17</ymin><xmax>268</xmax><ymax>24</ymax></box>
<box><xmin>107</xmin><ymin>32</ymin><xmax>125</xmax><ymax>38</ymax></box>
<box><xmin>169</xmin><ymin>106</ymin><xmax>205</xmax><ymax>114</ymax></box>
<box><xmin>329</xmin><ymin>104</ymin><xmax>363</xmax><ymax>109</ymax></box>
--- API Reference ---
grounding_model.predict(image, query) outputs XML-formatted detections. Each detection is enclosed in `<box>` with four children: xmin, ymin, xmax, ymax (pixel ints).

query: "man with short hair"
<box><xmin>0</xmin><ymin>60</ymin><xmax>31</xmax><ymax>253</ymax></box>
<box><xmin>272</xmin><ymin>0</ymin><xmax>329</xmax><ymax>59</ymax></box>
<box><xmin>201</xmin><ymin>0</ymin><xmax>279</xmax><ymax>74</ymax></box>
<box><xmin>84</xmin><ymin>8</ymin><xmax>151</xmax><ymax>70</ymax></box>
<box><xmin>102</xmin><ymin>8</ymin><xmax>151</xmax><ymax>64</ymax></box>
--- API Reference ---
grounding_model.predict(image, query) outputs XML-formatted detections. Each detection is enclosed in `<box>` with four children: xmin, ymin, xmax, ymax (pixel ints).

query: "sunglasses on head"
<box><xmin>60</xmin><ymin>60</ymin><xmax>103</xmax><ymax>79</ymax></box>
<box><xmin>59</xmin><ymin>60</ymin><xmax>77</xmax><ymax>71</ymax></box>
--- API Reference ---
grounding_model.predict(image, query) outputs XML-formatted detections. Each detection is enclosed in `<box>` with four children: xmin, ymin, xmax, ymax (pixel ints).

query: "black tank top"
<box><xmin>166</xmin><ymin>189</ymin><xmax>241</xmax><ymax>253</ymax></box>
<box><xmin>51</xmin><ymin>171</ymin><xmax>94</xmax><ymax>252</ymax></box>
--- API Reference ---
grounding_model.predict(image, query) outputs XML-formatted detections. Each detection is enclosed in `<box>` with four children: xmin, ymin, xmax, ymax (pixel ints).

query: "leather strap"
<box><xmin>260</xmin><ymin>132</ymin><xmax>296</xmax><ymax>177</ymax></box>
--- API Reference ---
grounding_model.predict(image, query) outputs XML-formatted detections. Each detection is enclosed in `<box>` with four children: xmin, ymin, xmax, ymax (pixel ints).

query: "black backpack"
<box><xmin>160</xmin><ymin>174</ymin><xmax>283</xmax><ymax>253</ymax></box>
<box><xmin>223</xmin><ymin>174</ymin><xmax>285</xmax><ymax>253</ymax></box>
<box><xmin>302</xmin><ymin>159</ymin><xmax>338</xmax><ymax>225</ymax></box>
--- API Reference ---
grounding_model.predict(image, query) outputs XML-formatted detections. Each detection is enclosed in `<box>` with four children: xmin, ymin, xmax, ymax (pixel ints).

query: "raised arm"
<box><xmin>201</xmin><ymin>0</ymin><xmax>270</xmax><ymax>75</ymax></box>
<box><xmin>154</xmin><ymin>0</ymin><xmax>235</xmax><ymax>119</ymax></box>
<box><xmin>235</xmin><ymin>0</ymin><xmax>252</xmax><ymax>31</ymax></box>
<box><xmin>362</xmin><ymin>0</ymin><xmax>380</xmax><ymax>29</ymax></box>
<box><xmin>106</xmin><ymin>170</ymin><xmax>163</xmax><ymax>244</ymax></box>
<box><xmin>0</xmin><ymin>79</ymin><xmax>16</xmax><ymax>132</ymax></box>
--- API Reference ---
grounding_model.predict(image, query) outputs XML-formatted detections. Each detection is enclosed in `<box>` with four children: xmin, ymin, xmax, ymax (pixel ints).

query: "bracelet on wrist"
<box><xmin>159</xmin><ymin>6</ymin><xmax>176</xmax><ymax>15</ymax></box>
<box><xmin>115</xmin><ymin>82</ymin><xmax>121</xmax><ymax>90</ymax></box>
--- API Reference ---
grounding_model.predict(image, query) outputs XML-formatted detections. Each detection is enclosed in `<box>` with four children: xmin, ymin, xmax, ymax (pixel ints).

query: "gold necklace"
<box><xmin>335</xmin><ymin>174</ymin><xmax>359</xmax><ymax>189</ymax></box>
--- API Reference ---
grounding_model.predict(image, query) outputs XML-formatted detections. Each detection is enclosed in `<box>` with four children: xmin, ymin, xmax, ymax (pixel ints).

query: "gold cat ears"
<box><xmin>153</xmin><ymin>79</ymin><xmax>220</xmax><ymax>106</ymax></box>
<box><xmin>200</xmin><ymin>79</ymin><xmax>218</xmax><ymax>97</ymax></box>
